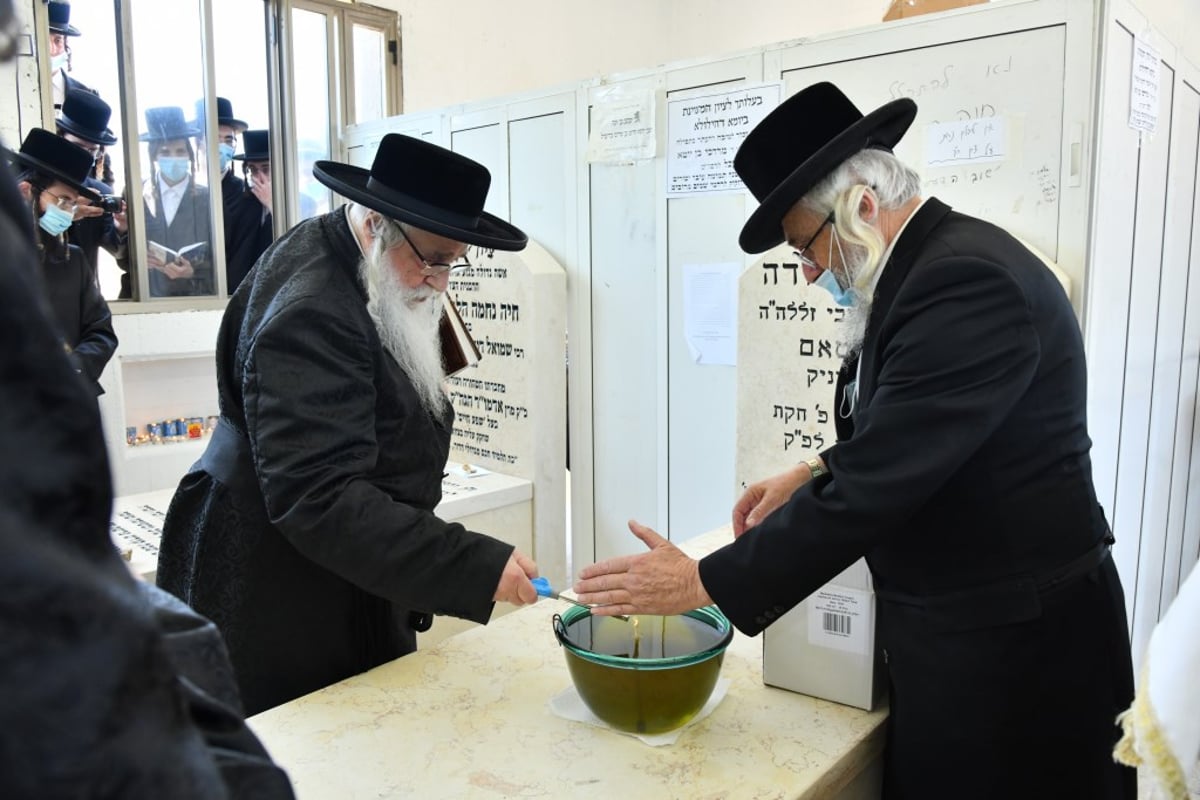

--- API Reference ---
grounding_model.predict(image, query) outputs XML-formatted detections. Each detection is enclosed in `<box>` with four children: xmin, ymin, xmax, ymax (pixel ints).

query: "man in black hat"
<box><xmin>119</xmin><ymin>105</ymin><xmax>214</xmax><ymax>297</ymax></box>
<box><xmin>0</xmin><ymin>4</ymin><xmax>293</xmax><ymax>794</ymax></box>
<box><xmin>46</xmin><ymin>0</ymin><xmax>93</xmax><ymax>111</ymax></box>
<box><xmin>57</xmin><ymin>87</ymin><xmax>126</xmax><ymax>285</ymax></box>
<box><xmin>575</xmin><ymin>82</ymin><xmax>1136</xmax><ymax>799</ymax></box>
<box><xmin>157</xmin><ymin>133</ymin><xmax>541</xmax><ymax>715</ymax></box>
<box><xmin>11</xmin><ymin>127</ymin><xmax>115</xmax><ymax>397</ymax></box>
<box><xmin>193</xmin><ymin>97</ymin><xmax>248</xmax><ymax>225</ymax></box>
<box><xmin>223</xmin><ymin>128</ymin><xmax>317</xmax><ymax>292</ymax></box>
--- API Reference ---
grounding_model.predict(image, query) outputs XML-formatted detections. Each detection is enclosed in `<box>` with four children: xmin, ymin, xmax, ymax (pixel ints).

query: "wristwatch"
<box><xmin>805</xmin><ymin>457</ymin><xmax>828</xmax><ymax>480</ymax></box>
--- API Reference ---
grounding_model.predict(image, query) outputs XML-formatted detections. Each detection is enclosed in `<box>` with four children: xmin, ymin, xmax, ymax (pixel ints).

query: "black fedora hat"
<box><xmin>232</xmin><ymin>129</ymin><xmax>269</xmax><ymax>162</ymax></box>
<box><xmin>735</xmin><ymin>82</ymin><xmax>917</xmax><ymax>253</ymax></box>
<box><xmin>12</xmin><ymin>128</ymin><xmax>100</xmax><ymax>202</ymax></box>
<box><xmin>192</xmin><ymin>97</ymin><xmax>248</xmax><ymax>133</ymax></box>
<box><xmin>139</xmin><ymin>106</ymin><xmax>200</xmax><ymax>142</ymax></box>
<box><xmin>48</xmin><ymin>1</ymin><xmax>81</xmax><ymax>36</ymax></box>
<box><xmin>58</xmin><ymin>88</ymin><xmax>118</xmax><ymax>146</ymax></box>
<box><xmin>314</xmin><ymin>134</ymin><xmax>528</xmax><ymax>251</ymax></box>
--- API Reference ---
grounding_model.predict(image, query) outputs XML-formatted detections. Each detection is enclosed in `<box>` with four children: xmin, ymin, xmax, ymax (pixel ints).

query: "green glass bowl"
<box><xmin>552</xmin><ymin>605</ymin><xmax>733</xmax><ymax>735</ymax></box>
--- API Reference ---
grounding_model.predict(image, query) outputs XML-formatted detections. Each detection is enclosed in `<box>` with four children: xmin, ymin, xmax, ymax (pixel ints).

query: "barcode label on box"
<box><xmin>808</xmin><ymin>587</ymin><xmax>870</xmax><ymax>655</ymax></box>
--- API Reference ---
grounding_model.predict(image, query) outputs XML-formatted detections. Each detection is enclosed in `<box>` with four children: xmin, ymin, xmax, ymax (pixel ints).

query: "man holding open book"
<box><xmin>120</xmin><ymin>106</ymin><xmax>214</xmax><ymax>297</ymax></box>
<box><xmin>157</xmin><ymin>134</ymin><xmax>540</xmax><ymax>715</ymax></box>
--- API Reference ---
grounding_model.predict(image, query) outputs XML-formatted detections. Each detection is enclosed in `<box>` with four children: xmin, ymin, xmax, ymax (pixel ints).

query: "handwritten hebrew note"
<box><xmin>925</xmin><ymin>117</ymin><xmax>1007</xmax><ymax>167</ymax></box>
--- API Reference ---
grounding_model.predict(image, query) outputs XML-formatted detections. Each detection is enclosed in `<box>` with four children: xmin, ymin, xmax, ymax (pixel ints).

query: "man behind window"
<box><xmin>57</xmin><ymin>88</ymin><xmax>126</xmax><ymax>286</ymax></box>
<box><xmin>118</xmin><ymin>106</ymin><xmax>214</xmax><ymax>297</ymax></box>
<box><xmin>224</xmin><ymin>129</ymin><xmax>316</xmax><ymax>292</ymax></box>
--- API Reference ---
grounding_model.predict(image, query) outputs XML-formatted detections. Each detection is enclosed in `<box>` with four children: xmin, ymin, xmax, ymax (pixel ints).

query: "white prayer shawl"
<box><xmin>1115</xmin><ymin>561</ymin><xmax>1200</xmax><ymax>798</ymax></box>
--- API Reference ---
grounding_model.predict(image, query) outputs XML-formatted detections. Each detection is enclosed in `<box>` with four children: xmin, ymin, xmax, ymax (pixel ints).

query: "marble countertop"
<box><xmin>247</xmin><ymin>527</ymin><xmax>888</xmax><ymax>799</ymax></box>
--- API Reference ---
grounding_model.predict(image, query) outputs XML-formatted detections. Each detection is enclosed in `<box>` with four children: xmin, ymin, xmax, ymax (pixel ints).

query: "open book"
<box><xmin>147</xmin><ymin>240</ymin><xmax>208</xmax><ymax>264</ymax></box>
<box><xmin>439</xmin><ymin>291</ymin><xmax>482</xmax><ymax>377</ymax></box>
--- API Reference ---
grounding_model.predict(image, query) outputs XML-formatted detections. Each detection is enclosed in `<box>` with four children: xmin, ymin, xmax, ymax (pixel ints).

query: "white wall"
<box><xmin>372</xmin><ymin>0</ymin><xmax>891</xmax><ymax>112</ymax></box>
<box><xmin>1135</xmin><ymin>0</ymin><xmax>1200</xmax><ymax>67</ymax></box>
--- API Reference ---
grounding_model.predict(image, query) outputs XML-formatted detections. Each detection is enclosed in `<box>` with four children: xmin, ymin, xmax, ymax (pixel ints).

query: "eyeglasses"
<box><xmin>399</xmin><ymin>226</ymin><xmax>472</xmax><ymax>276</ymax></box>
<box><xmin>42</xmin><ymin>189</ymin><xmax>81</xmax><ymax>214</ymax></box>
<box><xmin>793</xmin><ymin>211</ymin><xmax>834</xmax><ymax>270</ymax></box>
<box><xmin>243</xmin><ymin>163</ymin><xmax>271</xmax><ymax>178</ymax></box>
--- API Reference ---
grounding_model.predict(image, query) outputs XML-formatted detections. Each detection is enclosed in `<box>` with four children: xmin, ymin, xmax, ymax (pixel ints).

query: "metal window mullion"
<box><xmin>112</xmin><ymin>0</ymin><xmax>149</xmax><ymax>302</ymax></box>
<box><xmin>197</xmin><ymin>0</ymin><xmax>228</xmax><ymax>299</ymax></box>
<box><xmin>268</xmin><ymin>0</ymin><xmax>295</xmax><ymax>235</ymax></box>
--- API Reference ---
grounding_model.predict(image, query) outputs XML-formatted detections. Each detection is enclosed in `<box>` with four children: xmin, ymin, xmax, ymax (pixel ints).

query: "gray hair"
<box><xmin>349</xmin><ymin>203</ymin><xmax>409</xmax><ymax>260</ymax></box>
<box><xmin>802</xmin><ymin>149</ymin><xmax>922</xmax><ymax>292</ymax></box>
<box><xmin>802</xmin><ymin>148</ymin><xmax>922</xmax><ymax>215</ymax></box>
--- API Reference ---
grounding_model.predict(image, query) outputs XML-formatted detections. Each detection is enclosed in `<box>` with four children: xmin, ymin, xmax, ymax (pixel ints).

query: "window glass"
<box><xmin>292</xmin><ymin>7</ymin><xmax>331</xmax><ymax>219</ymax></box>
<box><xmin>57</xmin><ymin>2</ymin><xmax>126</xmax><ymax>300</ymax></box>
<box><xmin>352</xmin><ymin>23</ymin><xmax>386</xmax><ymax>124</ymax></box>
<box><xmin>128</xmin><ymin>0</ymin><xmax>219</xmax><ymax>298</ymax></box>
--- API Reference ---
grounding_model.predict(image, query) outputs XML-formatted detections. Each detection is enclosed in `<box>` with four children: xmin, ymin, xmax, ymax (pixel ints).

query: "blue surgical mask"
<box><xmin>39</xmin><ymin>202</ymin><xmax>74</xmax><ymax>236</ymax></box>
<box><xmin>50</xmin><ymin>53</ymin><xmax>68</xmax><ymax>73</ymax></box>
<box><xmin>157</xmin><ymin>156</ymin><xmax>190</xmax><ymax>183</ymax></box>
<box><xmin>218</xmin><ymin>143</ymin><xmax>236</xmax><ymax>173</ymax></box>
<box><xmin>813</xmin><ymin>268</ymin><xmax>856</xmax><ymax>307</ymax></box>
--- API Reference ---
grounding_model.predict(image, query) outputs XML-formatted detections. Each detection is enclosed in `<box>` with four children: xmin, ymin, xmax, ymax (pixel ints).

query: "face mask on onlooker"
<box><xmin>157</xmin><ymin>157</ymin><xmax>189</xmax><ymax>184</ymax></box>
<box><xmin>38</xmin><ymin>200</ymin><xmax>74</xmax><ymax>235</ymax></box>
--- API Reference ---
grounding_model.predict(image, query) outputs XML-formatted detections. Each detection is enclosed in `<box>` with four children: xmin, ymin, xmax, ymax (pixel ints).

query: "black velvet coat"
<box><xmin>223</xmin><ymin>188</ymin><xmax>272</xmax><ymax>294</ymax></box>
<box><xmin>157</xmin><ymin>209</ymin><xmax>513</xmax><ymax>715</ymax></box>
<box><xmin>700</xmin><ymin>199</ymin><xmax>1136</xmax><ymax>799</ymax></box>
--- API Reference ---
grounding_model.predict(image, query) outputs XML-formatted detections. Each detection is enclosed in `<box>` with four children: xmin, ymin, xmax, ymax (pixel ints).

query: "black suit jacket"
<box><xmin>700</xmin><ymin>199</ymin><xmax>1134</xmax><ymax>798</ymax></box>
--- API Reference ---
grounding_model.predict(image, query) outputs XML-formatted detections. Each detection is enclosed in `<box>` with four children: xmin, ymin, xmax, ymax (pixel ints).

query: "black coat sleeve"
<box><xmin>700</xmin><ymin>255</ymin><xmax>1041</xmax><ymax>635</ymax></box>
<box><xmin>243</xmin><ymin>301</ymin><xmax>512</xmax><ymax>622</ymax></box>
<box><xmin>68</xmin><ymin>245</ymin><xmax>117</xmax><ymax>389</ymax></box>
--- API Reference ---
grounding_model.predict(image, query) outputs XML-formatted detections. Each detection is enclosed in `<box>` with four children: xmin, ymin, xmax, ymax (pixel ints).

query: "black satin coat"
<box><xmin>700</xmin><ymin>199</ymin><xmax>1135</xmax><ymax>799</ymax></box>
<box><xmin>157</xmin><ymin>209</ymin><xmax>513</xmax><ymax>715</ymax></box>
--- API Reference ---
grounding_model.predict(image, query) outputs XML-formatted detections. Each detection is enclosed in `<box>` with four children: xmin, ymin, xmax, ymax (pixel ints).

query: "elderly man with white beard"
<box><xmin>157</xmin><ymin>134</ymin><xmax>539</xmax><ymax>716</ymax></box>
<box><xmin>575</xmin><ymin>83</ymin><xmax>1136</xmax><ymax>800</ymax></box>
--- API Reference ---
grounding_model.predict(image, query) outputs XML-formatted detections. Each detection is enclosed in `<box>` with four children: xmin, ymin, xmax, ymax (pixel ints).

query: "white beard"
<box><xmin>360</xmin><ymin>242</ymin><xmax>448</xmax><ymax>417</ymax></box>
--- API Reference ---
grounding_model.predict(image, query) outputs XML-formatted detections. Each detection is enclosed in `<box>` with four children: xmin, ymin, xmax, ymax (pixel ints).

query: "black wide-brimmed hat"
<box><xmin>12</xmin><ymin>128</ymin><xmax>100</xmax><ymax>201</ymax></box>
<box><xmin>314</xmin><ymin>134</ymin><xmax>528</xmax><ymax>251</ymax></box>
<box><xmin>191</xmin><ymin>97</ymin><xmax>248</xmax><ymax>134</ymax></box>
<box><xmin>58</xmin><ymin>88</ymin><xmax>118</xmax><ymax>146</ymax></box>
<box><xmin>735</xmin><ymin>82</ymin><xmax>917</xmax><ymax>253</ymax></box>
<box><xmin>139</xmin><ymin>106</ymin><xmax>200</xmax><ymax>142</ymax></box>
<box><xmin>48</xmin><ymin>1</ymin><xmax>81</xmax><ymax>36</ymax></box>
<box><xmin>232</xmin><ymin>129</ymin><xmax>269</xmax><ymax>162</ymax></box>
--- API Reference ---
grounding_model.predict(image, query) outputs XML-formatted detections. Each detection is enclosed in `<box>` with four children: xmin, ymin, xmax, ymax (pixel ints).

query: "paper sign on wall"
<box><xmin>666</xmin><ymin>83</ymin><xmax>781</xmax><ymax>196</ymax></box>
<box><xmin>1129</xmin><ymin>36</ymin><xmax>1160</xmax><ymax>134</ymax></box>
<box><xmin>683</xmin><ymin>262</ymin><xmax>740</xmax><ymax>366</ymax></box>
<box><xmin>587</xmin><ymin>86</ymin><xmax>656</xmax><ymax>164</ymax></box>
<box><xmin>925</xmin><ymin>117</ymin><xmax>1007</xmax><ymax>167</ymax></box>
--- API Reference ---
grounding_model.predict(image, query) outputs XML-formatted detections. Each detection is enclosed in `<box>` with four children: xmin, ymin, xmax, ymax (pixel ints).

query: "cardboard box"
<box><xmin>763</xmin><ymin>558</ymin><xmax>884</xmax><ymax>711</ymax></box>
<box><xmin>883</xmin><ymin>0</ymin><xmax>987</xmax><ymax>21</ymax></box>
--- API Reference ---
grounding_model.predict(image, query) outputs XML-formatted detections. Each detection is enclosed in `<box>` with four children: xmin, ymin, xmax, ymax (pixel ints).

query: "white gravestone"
<box><xmin>736</xmin><ymin>244</ymin><xmax>882</xmax><ymax>711</ymax></box>
<box><xmin>446</xmin><ymin>240</ymin><xmax>568</xmax><ymax>585</ymax></box>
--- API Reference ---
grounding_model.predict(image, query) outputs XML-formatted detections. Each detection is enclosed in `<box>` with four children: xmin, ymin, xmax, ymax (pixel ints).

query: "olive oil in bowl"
<box><xmin>552</xmin><ymin>606</ymin><xmax>733</xmax><ymax>734</ymax></box>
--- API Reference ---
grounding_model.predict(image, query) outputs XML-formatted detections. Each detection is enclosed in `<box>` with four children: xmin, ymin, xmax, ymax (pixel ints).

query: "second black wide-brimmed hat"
<box><xmin>12</xmin><ymin>128</ymin><xmax>101</xmax><ymax>201</ymax></box>
<box><xmin>233</xmin><ymin>129</ymin><xmax>269</xmax><ymax>162</ymax></box>
<box><xmin>734</xmin><ymin>82</ymin><xmax>918</xmax><ymax>254</ymax></box>
<box><xmin>58</xmin><ymin>88</ymin><xmax>119</xmax><ymax>146</ymax></box>
<box><xmin>314</xmin><ymin>133</ymin><xmax>528</xmax><ymax>251</ymax></box>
